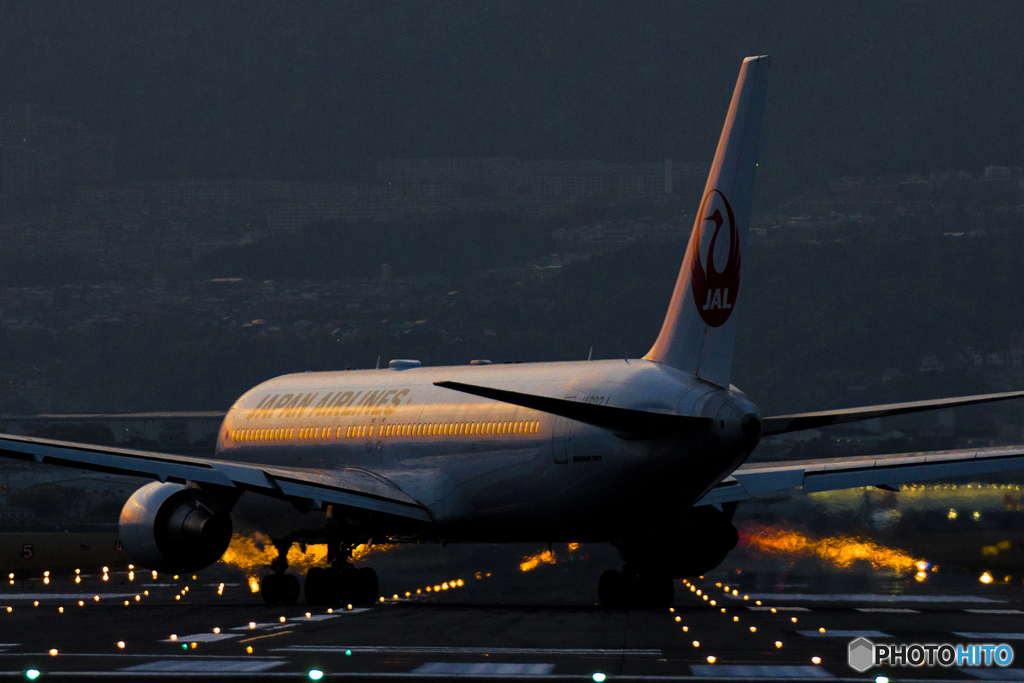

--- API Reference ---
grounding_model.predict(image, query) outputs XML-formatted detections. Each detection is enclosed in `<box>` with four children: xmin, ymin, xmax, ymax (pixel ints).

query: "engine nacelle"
<box><xmin>119</xmin><ymin>482</ymin><xmax>233</xmax><ymax>572</ymax></box>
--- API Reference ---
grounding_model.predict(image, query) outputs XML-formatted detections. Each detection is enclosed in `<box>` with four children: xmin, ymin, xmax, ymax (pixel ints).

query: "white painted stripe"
<box><xmin>230</xmin><ymin>612</ymin><xmax>362</xmax><ymax>631</ymax></box>
<box><xmin>690</xmin><ymin>665</ymin><xmax>835</xmax><ymax>679</ymax></box>
<box><xmin>120</xmin><ymin>660</ymin><xmax>285</xmax><ymax>673</ymax></box>
<box><xmin>412</xmin><ymin>663</ymin><xmax>554</xmax><ymax>675</ymax></box>
<box><xmin>965</xmin><ymin>609</ymin><xmax>1024</xmax><ymax>614</ymax></box>
<box><xmin>748</xmin><ymin>606</ymin><xmax>810</xmax><ymax>612</ymax></box>
<box><xmin>745</xmin><ymin>593</ymin><xmax>1001</xmax><ymax>603</ymax></box>
<box><xmin>300</xmin><ymin>613</ymin><xmax>348</xmax><ymax>621</ymax></box>
<box><xmin>160</xmin><ymin>633</ymin><xmax>239</xmax><ymax>643</ymax></box>
<box><xmin>230</xmin><ymin>623</ymin><xmax>294</xmax><ymax>632</ymax></box>
<box><xmin>955</xmin><ymin>633</ymin><xmax>1024</xmax><ymax>640</ymax></box>
<box><xmin>276</xmin><ymin>645</ymin><xmax>661</xmax><ymax>656</ymax></box>
<box><xmin>0</xmin><ymin>593</ymin><xmax>140</xmax><ymax>600</ymax></box>
<box><xmin>797</xmin><ymin>630</ymin><xmax>891</xmax><ymax>638</ymax></box>
<box><xmin>856</xmin><ymin>608</ymin><xmax>919</xmax><ymax>613</ymax></box>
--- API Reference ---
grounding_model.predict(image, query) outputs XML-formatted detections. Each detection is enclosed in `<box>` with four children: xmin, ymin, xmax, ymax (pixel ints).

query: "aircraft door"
<box><xmin>552</xmin><ymin>416</ymin><xmax>577</xmax><ymax>464</ymax></box>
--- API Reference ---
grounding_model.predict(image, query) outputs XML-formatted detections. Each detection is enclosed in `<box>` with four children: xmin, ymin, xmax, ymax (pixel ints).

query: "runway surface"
<box><xmin>2</xmin><ymin>542</ymin><xmax>1024</xmax><ymax>681</ymax></box>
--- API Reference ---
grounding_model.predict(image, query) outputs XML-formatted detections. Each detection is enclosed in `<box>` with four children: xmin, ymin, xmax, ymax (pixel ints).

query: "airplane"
<box><xmin>2</xmin><ymin>54</ymin><xmax>1024</xmax><ymax>609</ymax></box>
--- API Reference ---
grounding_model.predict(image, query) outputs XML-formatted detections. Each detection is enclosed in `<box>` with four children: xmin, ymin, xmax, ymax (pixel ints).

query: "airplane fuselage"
<box><xmin>217</xmin><ymin>359</ymin><xmax>761</xmax><ymax>544</ymax></box>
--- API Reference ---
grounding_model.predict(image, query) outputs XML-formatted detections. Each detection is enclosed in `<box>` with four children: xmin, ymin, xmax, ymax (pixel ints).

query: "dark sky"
<box><xmin>2</xmin><ymin>1</ymin><xmax>1022</xmax><ymax>202</ymax></box>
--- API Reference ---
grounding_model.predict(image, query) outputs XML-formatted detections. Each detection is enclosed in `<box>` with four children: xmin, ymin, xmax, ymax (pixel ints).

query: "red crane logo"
<box><xmin>691</xmin><ymin>189</ymin><xmax>741</xmax><ymax>328</ymax></box>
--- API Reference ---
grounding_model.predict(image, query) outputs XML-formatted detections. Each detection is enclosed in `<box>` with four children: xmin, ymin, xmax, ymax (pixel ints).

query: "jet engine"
<box><xmin>119</xmin><ymin>482</ymin><xmax>233</xmax><ymax>572</ymax></box>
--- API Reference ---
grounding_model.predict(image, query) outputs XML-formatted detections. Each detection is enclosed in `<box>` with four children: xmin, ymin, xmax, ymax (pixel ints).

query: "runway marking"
<box><xmin>160</xmin><ymin>633</ymin><xmax>239</xmax><ymax>643</ymax></box>
<box><xmin>855</xmin><ymin>608</ymin><xmax>919</xmax><ymax>613</ymax></box>
<box><xmin>744</xmin><ymin>593</ymin><xmax>1002</xmax><ymax>603</ymax></box>
<box><xmin>748</xmin><ymin>606</ymin><xmax>810</xmax><ymax>612</ymax></box>
<box><xmin>275</xmin><ymin>646</ymin><xmax>662</xmax><ymax>656</ymax></box>
<box><xmin>689</xmin><ymin>664</ymin><xmax>835</xmax><ymax>679</ymax></box>
<box><xmin>962</xmin><ymin>669</ymin><xmax>1024</xmax><ymax>680</ymax></box>
<box><xmin>239</xmin><ymin>631</ymin><xmax>295</xmax><ymax>644</ymax></box>
<box><xmin>0</xmin><ymin>593</ymin><xmax>140</xmax><ymax>600</ymax></box>
<box><xmin>230</xmin><ymin>613</ymin><xmax>359</xmax><ymax>632</ymax></box>
<box><xmin>965</xmin><ymin>609</ymin><xmax>1024</xmax><ymax>614</ymax></box>
<box><xmin>954</xmin><ymin>633</ymin><xmax>1024</xmax><ymax>640</ymax></box>
<box><xmin>411</xmin><ymin>663</ymin><xmax>555</xmax><ymax>675</ymax></box>
<box><xmin>797</xmin><ymin>630</ymin><xmax>892</xmax><ymax>638</ymax></box>
<box><xmin>231</xmin><ymin>623</ymin><xmax>294</xmax><ymax>632</ymax></box>
<box><xmin>120</xmin><ymin>659</ymin><xmax>286</xmax><ymax>673</ymax></box>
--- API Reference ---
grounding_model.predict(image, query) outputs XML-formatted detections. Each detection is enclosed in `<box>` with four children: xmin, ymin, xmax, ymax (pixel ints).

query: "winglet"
<box><xmin>645</xmin><ymin>55</ymin><xmax>770</xmax><ymax>387</ymax></box>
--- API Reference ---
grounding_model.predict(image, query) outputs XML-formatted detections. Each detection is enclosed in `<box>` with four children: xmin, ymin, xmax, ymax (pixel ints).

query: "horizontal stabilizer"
<box><xmin>761</xmin><ymin>389</ymin><xmax>1024</xmax><ymax>436</ymax></box>
<box><xmin>698</xmin><ymin>444</ymin><xmax>1024</xmax><ymax>505</ymax></box>
<box><xmin>433</xmin><ymin>381</ymin><xmax>709</xmax><ymax>437</ymax></box>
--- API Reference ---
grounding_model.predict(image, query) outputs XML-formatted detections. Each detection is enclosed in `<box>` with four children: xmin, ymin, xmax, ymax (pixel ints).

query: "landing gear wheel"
<box><xmin>634</xmin><ymin>574</ymin><xmax>673</xmax><ymax>609</ymax></box>
<box><xmin>341</xmin><ymin>566</ymin><xmax>379</xmax><ymax>606</ymax></box>
<box><xmin>261</xmin><ymin>573</ymin><xmax>301</xmax><ymax>605</ymax></box>
<box><xmin>598</xmin><ymin>570</ymin><xmax>673</xmax><ymax>609</ymax></box>
<box><xmin>599</xmin><ymin>569</ymin><xmax>626</xmax><ymax>608</ymax></box>
<box><xmin>261</xmin><ymin>574</ymin><xmax>283</xmax><ymax>604</ymax></box>
<box><xmin>280</xmin><ymin>574</ymin><xmax>301</xmax><ymax>605</ymax></box>
<box><xmin>305</xmin><ymin>567</ymin><xmax>342</xmax><ymax>606</ymax></box>
<box><xmin>355</xmin><ymin>567</ymin><xmax>379</xmax><ymax>606</ymax></box>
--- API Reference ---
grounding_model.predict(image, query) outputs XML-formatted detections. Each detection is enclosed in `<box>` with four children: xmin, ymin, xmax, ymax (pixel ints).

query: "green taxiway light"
<box><xmin>308</xmin><ymin>670</ymin><xmax>324</xmax><ymax>681</ymax></box>
<box><xmin>345</xmin><ymin>649</ymin><xmax>352</xmax><ymax>656</ymax></box>
<box><xmin>592</xmin><ymin>674</ymin><xmax>607</xmax><ymax>683</ymax></box>
<box><xmin>25</xmin><ymin>670</ymin><xmax>41</xmax><ymax>681</ymax></box>
<box><xmin>874</xmin><ymin>677</ymin><xmax>889</xmax><ymax>683</ymax></box>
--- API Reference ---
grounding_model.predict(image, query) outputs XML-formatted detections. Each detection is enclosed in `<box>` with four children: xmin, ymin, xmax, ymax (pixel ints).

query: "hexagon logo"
<box><xmin>848</xmin><ymin>637</ymin><xmax>875</xmax><ymax>672</ymax></box>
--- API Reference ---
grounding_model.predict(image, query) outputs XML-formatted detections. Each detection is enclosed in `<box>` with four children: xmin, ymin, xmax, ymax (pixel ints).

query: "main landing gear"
<box><xmin>304</xmin><ymin>566</ymin><xmax>378</xmax><ymax>606</ymax></box>
<box><xmin>260</xmin><ymin>573</ymin><xmax>301</xmax><ymax>605</ymax></box>
<box><xmin>260</xmin><ymin>539</ymin><xmax>302</xmax><ymax>605</ymax></box>
<box><xmin>259</xmin><ymin>536</ymin><xmax>380</xmax><ymax>607</ymax></box>
<box><xmin>598</xmin><ymin>568</ymin><xmax>674</xmax><ymax>609</ymax></box>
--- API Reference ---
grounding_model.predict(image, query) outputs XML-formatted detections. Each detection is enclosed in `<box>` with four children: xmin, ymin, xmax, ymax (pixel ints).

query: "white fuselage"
<box><xmin>216</xmin><ymin>359</ymin><xmax>760</xmax><ymax>544</ymax></box>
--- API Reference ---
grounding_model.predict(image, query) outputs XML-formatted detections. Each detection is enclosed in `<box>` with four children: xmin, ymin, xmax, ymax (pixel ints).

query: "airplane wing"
<box><xmin>761</xmin><ymin>390</ymin><xmax>1024</xmax><ymax>436</ymax></box>
<box><xmin>697</xmin><ymin>445</ymin><xmax>1024</xmax><ymax>506</ymax></box>
<box><xmin>434</xmin><ymin>380</ymin><xmax>711</xmax><ymax>436</ymax></box>
<box><xmin>0</xmin><ymin>433</ymin><xmax>432</xmax><ymax>522</ymax></box>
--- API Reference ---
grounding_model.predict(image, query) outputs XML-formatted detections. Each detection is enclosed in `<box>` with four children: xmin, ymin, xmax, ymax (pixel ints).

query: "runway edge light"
<box><xmin>25</xmin><ymin>670</ymin><xmax>41</xmax><ymax>681</ymax></box>
<box><xmin>308</xmin><ymin>670</ymin><xmax>324</xmax><ymax>681</ymax></box>
<box><xmin>592</xmin><ymin>674</ymin><xmax>607</xmax><ymax>682</ymax></box>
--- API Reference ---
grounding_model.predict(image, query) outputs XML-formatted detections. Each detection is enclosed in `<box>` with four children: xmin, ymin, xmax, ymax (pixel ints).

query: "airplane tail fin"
<box><xmin>644</xmin><ymin>55</ymin><xmax>770</xmax><ymax>387</ymax></box>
